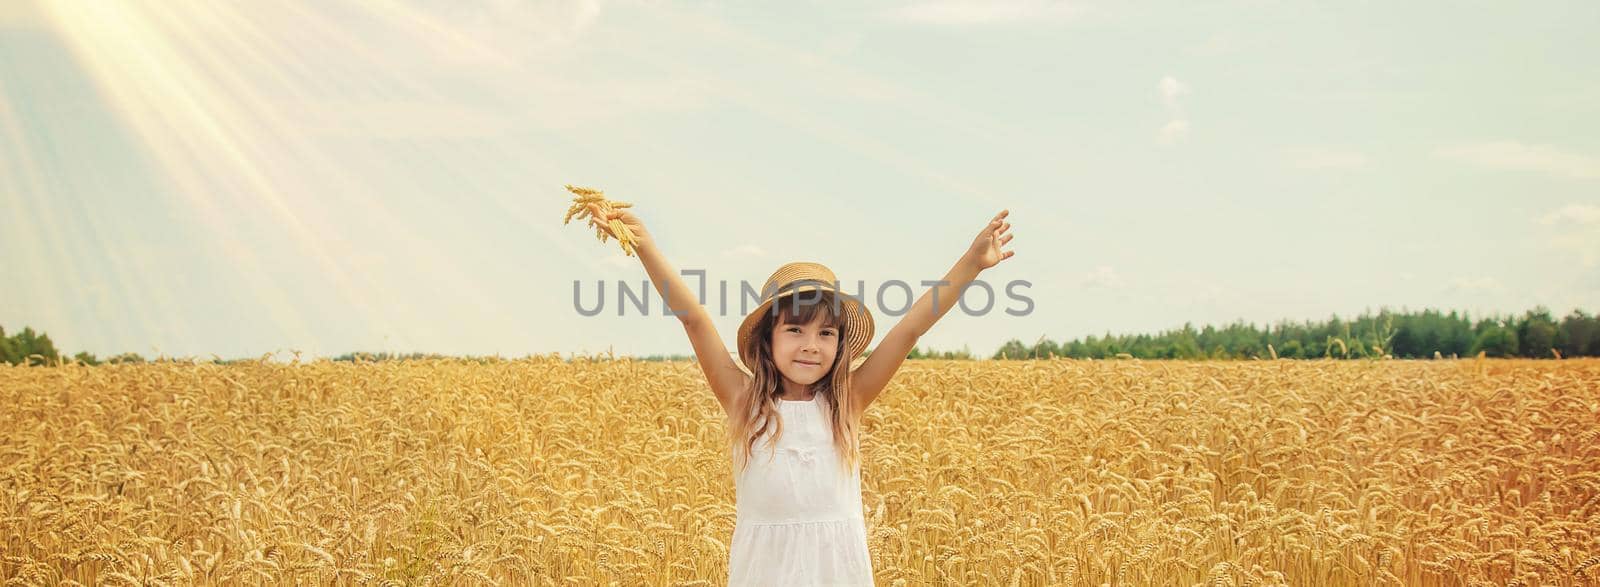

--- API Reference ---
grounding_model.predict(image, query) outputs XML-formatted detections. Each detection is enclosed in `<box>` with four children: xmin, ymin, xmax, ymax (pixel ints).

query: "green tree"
<box><xmin>30</xmin><ymin>333</ymin><xmax>60</xmax><ymax>365</ymax></box>
<box><xmin>993</xmin><ymin>339</ymin><xmax>1029</xmax><ymax>359</ymax></box>
<box><xmin>5</xmin><ymin>327</ymin><xmax>61</xmax><ymax>365</ymax></box>
<box><xmin>1037</xmin><ymin>306</ymin><xmax>1596</xmax><ymax>361</ymax></box>
<box><xmin>1516</xmin><ymin>307</ymin><xmax>1560</xmax><ymax>358</ymax></box>
<box><xmin>0</xmin><ymin>325</ymin><xmax>14</xmax><ymax>364</ymax></box>
<box><xmin>1472</xmin><ymin>324</ymin><xmax>1519</xmax><ymax>357</ymax></box>
<box><xmin>1029</xmin><ymin>338</ymin><xmax>1060</xmax><ymax>359</ymax></box>
<box><xmin>1559</xmin><ymin>310</ymin><xmax>1598</xmax><ymax>357</ymax></box>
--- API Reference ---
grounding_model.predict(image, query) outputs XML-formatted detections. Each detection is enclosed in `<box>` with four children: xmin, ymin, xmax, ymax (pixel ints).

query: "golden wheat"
<box><xmin>562</xmin><ymin>184</ymin><xmax>638</xmax><ymax>256</ymax></box>
<box><xmin>0</xmin><ymin>357</ymin><xmax>1597</xmax><ymax>585</ymax></box>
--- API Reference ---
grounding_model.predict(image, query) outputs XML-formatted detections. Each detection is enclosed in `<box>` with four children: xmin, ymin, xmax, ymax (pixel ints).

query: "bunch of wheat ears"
<box><xmin>562</xmin><ymin>185</ymin><xmax>638</xmax><ymax>257</ymax></box>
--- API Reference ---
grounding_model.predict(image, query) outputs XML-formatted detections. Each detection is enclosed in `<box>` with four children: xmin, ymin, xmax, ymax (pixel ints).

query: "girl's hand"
<box><xmin>963</xmin><ymin>209</ymin><xmax>1015</xmax><ymax>270</ymax></box>
<box><xmin>588</xmin><ymin>203</ymin><xmax>655</xmax><ymax>252</ymax></box>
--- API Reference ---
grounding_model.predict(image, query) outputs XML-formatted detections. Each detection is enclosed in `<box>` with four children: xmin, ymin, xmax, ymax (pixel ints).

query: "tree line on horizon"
<box><xmin>4</xmin><ymin>305</ymin><xmax>1596</xmax><ymax>366</ymax></box>
<box><xmin>1</xmin><ymin>325</ymin><xmax>151</xmax><ymax>366</ymax></box>
<box><xmin>990</xmin><ymin>306</ymin><xmax>1597</xmax><ymax>360</ymax></box>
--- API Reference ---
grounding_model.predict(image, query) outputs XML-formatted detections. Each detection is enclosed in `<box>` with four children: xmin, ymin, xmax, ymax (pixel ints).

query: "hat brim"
<box><xmin>736</xmin><ymin>285</ymin><xmax>874</xmax><ymax>375</ymax></box>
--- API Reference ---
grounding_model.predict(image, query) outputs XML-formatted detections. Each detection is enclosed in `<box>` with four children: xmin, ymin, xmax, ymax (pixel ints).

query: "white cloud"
<box><xmin>1539</xmin><ymin>203</ymin><xmax>1600</xmax><ymax>226</ymax></box>
<box><xmin>1157</xmin><ymin>75</ymin><xmax>1189</xmax><ymax>146</ymax></box>
<box><xmin>720</xmin><ymin>244</ymin><xmax>768</xmax><ymax>259</ymax></box>
<box><xmin>1290</xmin><ymin>149</ymin><xmax>1369</xmax><ymax>170</ymax></box>
<box><xmin>887</xmin><ymin>0</ymin><xmax>1085</xmax><ymax>25</ymax></box>
<box><xmin>1158</xmin><ymin>119</ymin><xmax>1190</xmax><ymax>145</ymax></box>
<box><xmin>1436</xmin><ymin>141</ymin><xmax>1600</xmax><ymax>179</ymax></box>
<box><xmin>1158</xmin><ymin>76</ymin><xmax>1189</xmax><ymax>109</ymax></box>
<box><xmin>1538</xmin><ymin>204</ymin><xmax>1600</xmax><ymax>268</ymax></box>
<box><xmin>1081</xmin><ymin>265</ymin><xmax>1124</xmax><ymax>289</ymax></box>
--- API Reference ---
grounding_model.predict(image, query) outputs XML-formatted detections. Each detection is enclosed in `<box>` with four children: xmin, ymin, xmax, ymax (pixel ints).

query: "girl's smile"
<box><xmin>771</xmin><ymin>314</ymin><xmax>841</xmax><ymax>396</ymax></box>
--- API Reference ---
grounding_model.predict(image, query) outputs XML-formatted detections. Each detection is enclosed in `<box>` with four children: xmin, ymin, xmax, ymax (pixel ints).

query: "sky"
<box><xmin>2</xmin><ymin>0</ymin><xmax>1597</xmax><ymax>361</ymax></box>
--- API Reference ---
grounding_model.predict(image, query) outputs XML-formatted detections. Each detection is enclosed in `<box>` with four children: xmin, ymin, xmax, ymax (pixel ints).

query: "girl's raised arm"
<box><xmin>588</xmin><ymin>204</ymin><xmax>750</xmax><ymax>418</ymax></box>
<box><xmin>848</xmin><ymin>209</ymin><xmax>1015</xmax><ymax>417</ymax></box>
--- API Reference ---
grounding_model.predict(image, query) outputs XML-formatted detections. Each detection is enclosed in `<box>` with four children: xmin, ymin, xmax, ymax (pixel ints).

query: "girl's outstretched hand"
<box><xmin>964</xmin><ymin>209</ymin><xmax>1015</xmax><ymax>270</ymax></box>
<box><xmin>589</xmin><ymin>203</ymin><xmax>655</xmax><ymax>252</ymax></box>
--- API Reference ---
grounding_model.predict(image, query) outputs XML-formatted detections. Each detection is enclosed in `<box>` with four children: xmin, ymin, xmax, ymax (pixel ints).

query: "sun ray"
<box><xmin>25</xmin><ymin>0</ymin><xmax>719</xmax><ymax>357</ymax></box>
<box><xmin>4</xmin><ymin>45</ymin><xmax>222</xmax><ymax>357</ymax></box>
<box><xmin>153</xmin><ymin>1</ymin><xmax>531</xmax><ymax>345</ymax></box>
<box><xmin>0</xmin><ymin>93</ymin><xmax>80</xmax><ymax>339</ymax></box>
<box><xmin>36</xmin><ymin>1</ymin><xmax>331</xmax><ymax>354</ymax></box>
<box><xmin>31</xmin><ymin>1</ymin><xmax>570</xmax><ymax>355</ymax></box>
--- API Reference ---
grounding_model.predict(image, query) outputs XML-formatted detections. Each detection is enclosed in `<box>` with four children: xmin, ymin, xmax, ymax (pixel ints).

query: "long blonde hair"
<box><xmin>729</xmin><ymin>290</ymin><xmax>862</xmax><ymax>478</ymax></box>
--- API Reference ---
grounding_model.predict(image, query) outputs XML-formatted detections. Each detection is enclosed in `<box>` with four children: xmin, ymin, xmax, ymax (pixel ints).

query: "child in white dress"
<box><xmin>584</xmin><ymin>203</ymin><xmax>1016</xmax><ymax>586</ymax></box>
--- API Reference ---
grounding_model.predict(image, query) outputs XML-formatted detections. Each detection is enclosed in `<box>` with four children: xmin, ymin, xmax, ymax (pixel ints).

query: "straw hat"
<box><xmin>736</xmin><ymin>262</ymin><xmax>875</xmax><ymax>374</ymax></box>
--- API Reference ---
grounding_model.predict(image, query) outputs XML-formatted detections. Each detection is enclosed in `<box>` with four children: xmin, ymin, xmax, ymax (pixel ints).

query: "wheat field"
<box><xmin>1</xmin><ymin>357</ymin><xmax>1597</xmax><ymax>586</ymax></box>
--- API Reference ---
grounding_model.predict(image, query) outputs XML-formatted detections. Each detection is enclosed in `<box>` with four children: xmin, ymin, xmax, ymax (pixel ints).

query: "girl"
<box><xmin>586</xmin><ymin>203</ymin><xmax>1015</xmax><ymax>586</ymax></box>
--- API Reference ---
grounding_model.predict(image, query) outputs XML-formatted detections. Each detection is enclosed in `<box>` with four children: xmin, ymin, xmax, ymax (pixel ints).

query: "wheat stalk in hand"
<box><xmin>563</xmin><ymin>185</ymin><xmax>639</xmax><ymax>256</ymax></box>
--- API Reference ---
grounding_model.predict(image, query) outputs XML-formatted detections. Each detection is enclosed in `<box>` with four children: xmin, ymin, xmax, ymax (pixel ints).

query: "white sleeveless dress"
<box><xmin>728</xmin><ymin>393</ymin><xmax>875</xmax><ymax>586</ymax></box>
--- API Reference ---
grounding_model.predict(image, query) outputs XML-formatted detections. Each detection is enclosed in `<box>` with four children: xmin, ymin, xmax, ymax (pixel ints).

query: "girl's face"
<box><xmin>769</xmin><ymin>313</ymin><xmax>840</xmax><ymax>388</ymax></box>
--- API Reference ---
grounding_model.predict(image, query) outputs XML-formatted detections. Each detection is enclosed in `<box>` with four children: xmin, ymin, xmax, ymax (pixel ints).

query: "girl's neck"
<box><xmin>777</xmin><ymin>380</ymin><xmax>814</xmax><ymax>401</ymax></box>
